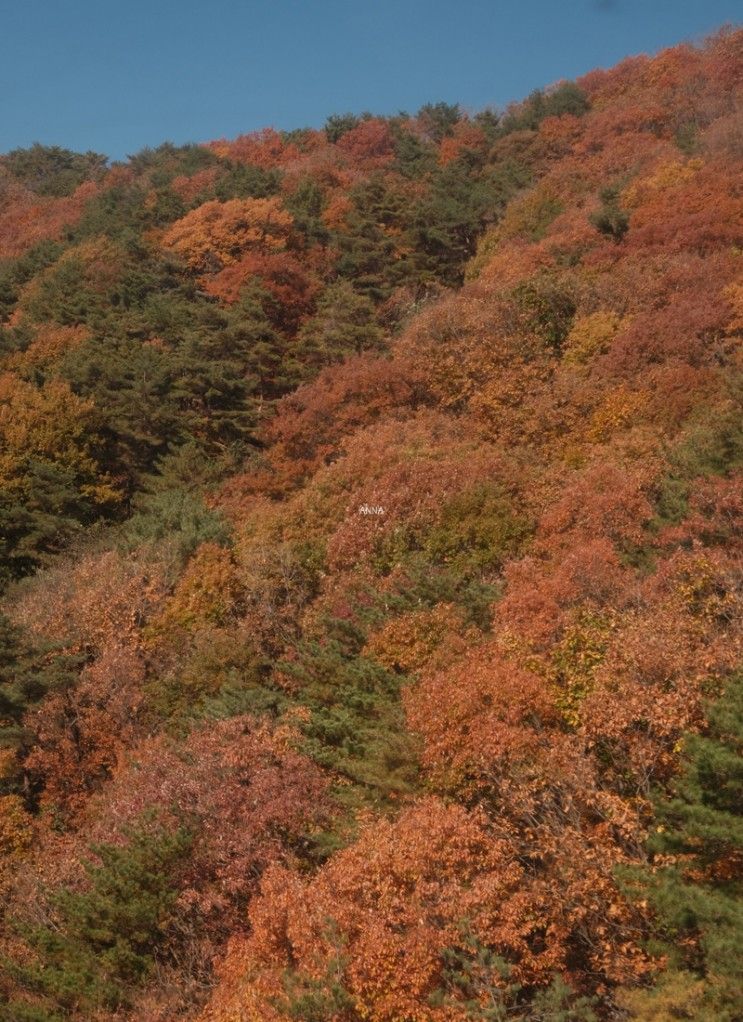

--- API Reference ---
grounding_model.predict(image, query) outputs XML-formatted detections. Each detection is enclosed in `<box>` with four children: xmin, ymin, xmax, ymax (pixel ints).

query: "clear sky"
<box><xmin>1</xmin><ymin>0</ymin><xmax>740</xmax><ymax>161</ymax></box>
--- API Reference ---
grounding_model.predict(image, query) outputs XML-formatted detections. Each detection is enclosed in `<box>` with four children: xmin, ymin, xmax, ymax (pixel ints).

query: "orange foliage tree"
<box><xmin>162</xmin><ymin>196</ymin><xmax>293</xmax><ymax>272</ymax></box>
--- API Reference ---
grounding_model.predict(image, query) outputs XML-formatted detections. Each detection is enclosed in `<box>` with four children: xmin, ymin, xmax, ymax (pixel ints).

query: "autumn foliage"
<box><xmin>0</xmin><ymin>27</ymin><xmax>742</xmax><ymax>1022</ymax></box>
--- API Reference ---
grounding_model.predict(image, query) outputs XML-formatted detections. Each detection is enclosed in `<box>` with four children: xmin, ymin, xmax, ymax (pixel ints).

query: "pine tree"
<box><xmin>1</xmin><ymin>824</ymin><xmax>192</xmax><ymax>1020</ymax></box>
<box><xmin>0</xmin><ymin>613</ymin><xmax>81</xmax><ymax>796</ymax></box>
<box><xmin>334</xmin><ymin>177</ymin><xmax>410</xmax><ymax>300</ymax></box>
<box><xmin>622</xmin><ymin>673</ymin><xmax>743</xmax><ymax>1020</ymax></box>
<box><xmin>218</xmin><ymin>281</ymin><xmax>300</xmax><ymax>398</ymax></box>
<box><xmin>295</xmin><ymin>281</ymin><xmax>384</xmax><ymax>371</ymax></box>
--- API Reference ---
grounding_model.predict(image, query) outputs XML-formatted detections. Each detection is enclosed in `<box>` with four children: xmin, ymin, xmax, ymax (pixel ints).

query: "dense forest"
<box><xmin>0</xmin><ymin>26</ymin><xmax>741</xmax><ymax>1022</ymax></box>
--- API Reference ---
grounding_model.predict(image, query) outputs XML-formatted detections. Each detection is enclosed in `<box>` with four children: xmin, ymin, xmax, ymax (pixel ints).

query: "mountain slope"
<box><xmin>0</xmin><ymin>27</ymin><xmax>741</xmax><ymax>1022</ymax></box>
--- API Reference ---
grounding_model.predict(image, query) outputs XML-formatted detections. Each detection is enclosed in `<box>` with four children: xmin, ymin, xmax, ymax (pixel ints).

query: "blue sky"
<box><xmin>1</xmin><ymin>0</ymin><xmax>740</xmax><ymax>161</ymax></box>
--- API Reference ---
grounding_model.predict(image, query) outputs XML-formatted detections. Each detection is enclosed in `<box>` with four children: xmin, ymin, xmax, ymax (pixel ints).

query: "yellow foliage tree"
<box><xmin>151</xmin><ymin>542</ymin><xmax>243</xmax><ymax>637</ymax></box>
<box><xmin>0</xmin><ymin>372</ymin><xmax>118</xmax><ymax>506</ymax></box>
<box><xmin>0</xmin><ymin>794</ymin><xmax>33</xmax><ymax>858</ymax></box>
<box><xmin>162</xmin><ymin>197</ymin><xmax>293</xmax><ymax>272</ymax></box>
<box><xmin>7</xmin><ymin>324</ymin><xmax>89</xmax><ymax>373</ymax></box>
<box><xmin>364</xmin><ymin>603</ymin><xmax>475</xmax><ymax>674</ymax></box>
<box><xmin>562</xmin><ymin>310</ymin><xmax>623</xmax><ymax>365</ymax></box>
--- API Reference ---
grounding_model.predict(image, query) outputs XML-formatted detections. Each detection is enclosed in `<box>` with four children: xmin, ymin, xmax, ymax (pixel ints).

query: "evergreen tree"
<box><xmin>622</xmin><ymin>673</ymin><xmax>743</xmax><ymax>1020</ymax></box>
<box><xmin>324</xmin><ymin>113</ymin><xmax>361</xmax><ymax>143</ymax></box>
<box><xmin>417</xmin><ymin>102</ymin><xmax>462</xmax><ymax>142</ymax></box>
<box><xmin>0</xmin><ymin>241</ymin><xmax>63</xmax><ymax>322</ymax></box>
<box><xmin>2</xmin><ymin>145</ymin><xmax>107</xmax><ymax>197</ymax></box>
<box><xmin>127</xmin><ymin>142</ymin><xmax>220</xmax><ymax>185</ymax></box>
<box><xmin>0</xmin><ymin>614</ymin><xmax>81</xmax><ymax>794</ymax></box>
<box><xmin>334</xmin><ymin>176</ymin><xmax>411</xmax><ymax>299</ymax></box>
<box><xmin>0</xmin><ymin>615</ymin><xmax>45</xmax><ymax>746</ymax></box>
<box><xmin>218</xmin><ymin>282</ymin><xmax>299</xmax><ymax>399</ymax></box>
<box><xmin>1</xmin><ymin>824</ymin><xmax>192</xmax><ymax>1020</ymax></box>
<box><xmin>59</xmin><ymin>337</ymin><xmax>184</xmax><ymax>490</ymax></box>
<box><xmin>214</xmin><ymin>161</ymin><xmax>281</xmax><ymax>200</ymax></box>
<box><xmin>295</xmin><ymin>281</ymin><xmax>384</xmax><ymax>370</ymax></box>
<box><xmin>284</xmin><ymin>177</ymin><xmax>330</xmax><ymax>247</ymax></box>
<box><xmin>0</xmin><ymin>463</ymin><xmax>101</xmax><ymax>586</ymax></box>
<box><xmin>590</xmin><ymin>185</ymin><xmax>630</xmax><ymax>241</ymax></box>
<box><xmin>392</xmin><ymin>126</ymin><xmax>437</xmax><ymax>179</ymax></box>
<box><xmin>497</xmin><ymin>82</ymin><xmax>589</xmax><ymax>136</ymax></box>
<box><xmin>407</xmin><ymin>157</ymin><xmax>498</xmax><ymax>286</ymax></box>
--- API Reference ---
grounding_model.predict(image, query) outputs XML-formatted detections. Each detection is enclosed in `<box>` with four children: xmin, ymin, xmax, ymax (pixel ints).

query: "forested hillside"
<box><xmin>0</xmin><ymin>27</ymin><xmax>741</xmax><ymax>1022</ymax></box>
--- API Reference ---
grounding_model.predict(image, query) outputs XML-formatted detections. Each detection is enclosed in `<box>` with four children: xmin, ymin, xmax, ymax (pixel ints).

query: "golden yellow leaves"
<box><xmin>0</xmin><ymin>372</ymin><xmax>119</xmax><ymax>506</ymax></box>
<box><xmin>162</xmin><ymin>197</ymin><xmax>293</xmax><ymax>272</ymax></box>
<box><xmin>548</xmin><ymin>609</ymin><xmax>616</xmax><ymax>728</ymax></box>
<box><xmin>0</xmin><ymin>795</ymin><xmax>33</xmax><ymax>858</ymax></box>
<box><xmin>149</xmin><ymin>542</ymin><xmax>242</xmax><ymax>638</ymax></box>
<box><xmin>5</xmin><ymin>324</ymin><xmax>89</xmax><ymax>374</ymax></box>
<box><xmin>363</xmin><ymin>603</ymin><xmax>475</xmax><ymax>675</ymax></box>
<box><xmin>562</xmin><ymin>310</ymin><xmax>623</xmax><ymax>366</ymax></box>
<box><xmin>621</xmin><ymin>157</ymin><xmax>704</xmax><ymax>211</ymax></box>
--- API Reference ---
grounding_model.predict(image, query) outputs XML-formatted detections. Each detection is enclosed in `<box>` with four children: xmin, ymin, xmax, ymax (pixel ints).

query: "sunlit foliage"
<box><xmin>0</xmin><ymin>27</ymin><xmax>741</xmax><ymax>1022</ymax></box>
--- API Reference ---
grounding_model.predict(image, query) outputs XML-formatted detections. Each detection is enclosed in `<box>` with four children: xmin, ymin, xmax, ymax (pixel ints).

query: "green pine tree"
<box><xmin>1</xmin><ymin>824</ymin><xmax>192</xmax><ymax>1021</ymax></box>
<box><xmin>620</xmin><ymin>672</ymin><xmax>743</xmax><ymax>1021</ymax></box>
<box><xmin>295</xmin><ymin>281</ymin><xmax>384</xmax><ymax>370</ymax></box>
